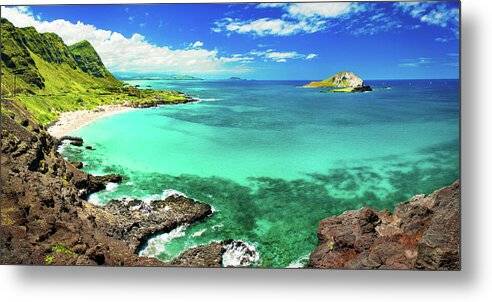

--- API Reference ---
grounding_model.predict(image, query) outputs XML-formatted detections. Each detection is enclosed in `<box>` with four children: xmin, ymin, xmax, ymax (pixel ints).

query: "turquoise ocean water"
<box><xmin>62</xmin><ymin>79</ymin><xmax>459</xmax><ymax>267</ymax></box>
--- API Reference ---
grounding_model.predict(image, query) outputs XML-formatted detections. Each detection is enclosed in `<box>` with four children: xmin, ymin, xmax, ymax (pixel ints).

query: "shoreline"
<box><xmin>47</xmin><ymin>104</ymin><xmax>135</xmax><ymax>138</ymax></box>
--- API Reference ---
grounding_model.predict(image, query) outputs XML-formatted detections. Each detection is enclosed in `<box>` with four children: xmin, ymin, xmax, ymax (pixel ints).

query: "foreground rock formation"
<box><xmin>0</xmin><ymin>101</ymin><xmax>239</xmax><ymax>266</ymax></box>
<box><xmin>170</xmin><ymin>240</ymin><xmax>259</xmax><ymax>267</ymax></box>
<box><xmin>309</xmin><ymin>181</ymin><xmax>460</xmax><ymax>270</ymax></box>
<box><xmin>98</xmin><ymin>195</ymin><xmax>212</xmax><ymax>252</ymax></box>
<box><xmin>304</xmin><ymin>71</ymin><xmax>372</xmax><ymax>92</ymax></box>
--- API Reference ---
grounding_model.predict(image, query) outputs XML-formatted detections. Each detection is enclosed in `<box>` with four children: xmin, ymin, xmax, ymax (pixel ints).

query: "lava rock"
<box><xmin>309</xmin><ymin>181</ymin><xmax>460</xmax><ymax>270</ymax></box>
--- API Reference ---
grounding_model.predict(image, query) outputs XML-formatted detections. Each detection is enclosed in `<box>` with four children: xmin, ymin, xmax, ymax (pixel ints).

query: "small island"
<box><xmin>304</xmin><ymin>71</ymin><xmax>372</xmax><ymax>93</ymax></box>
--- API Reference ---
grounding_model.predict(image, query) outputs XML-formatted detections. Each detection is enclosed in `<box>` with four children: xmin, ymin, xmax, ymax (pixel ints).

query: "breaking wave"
<box><xmin>222</xmin><ymin>240</ymin><xmax>260</xmax><ymax>267</ymax></box>
<box><xmin>138</xmin><ymin>224</ymin><xmax>188</xmax><ymax>258</ymax></box>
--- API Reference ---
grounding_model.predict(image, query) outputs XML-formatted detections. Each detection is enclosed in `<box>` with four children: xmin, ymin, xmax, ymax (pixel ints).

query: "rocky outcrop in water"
<box><xmin>95</xmin><ymin>196</ymin><xmax>212</xmax><ymax>252</ymax></box>
<box><xmin>309</xmin><ymin>181</ymin><xmax>460</xmax><ymax>270</ymax></box>
<box><xmin>126</xmin><ymin>94</ymin><xmax>198</xmax><ymax>108</ymax></box>
<box><xmin>304</xmin><ymin>71</ymin><xmax>372</xmax><ymax>93</ymax></box>
<box><xmin>171</xmin><ymin>242</ymin><xmax>225</xmax><ymax>267</ymax></box>
<box><xmin>59</xmin><ymin>136</ymin><xmax>84</xmax><ymax>146</ymax></box>
<box><xmin>170</xmin><ymin>240</ymin><xmax>260</xmax><ymax>268</ymax></box>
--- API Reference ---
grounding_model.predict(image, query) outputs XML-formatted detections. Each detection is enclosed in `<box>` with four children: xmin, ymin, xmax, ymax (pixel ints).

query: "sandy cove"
<box><xmin>47</xmin><ymin>105</ymin><xmax>134</xmax><ymax>138</ymax></box>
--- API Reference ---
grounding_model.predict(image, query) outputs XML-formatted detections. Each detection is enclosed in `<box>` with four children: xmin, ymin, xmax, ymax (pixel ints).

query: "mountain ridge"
<box><xmin>1</xmin><ymin>17</ymin><xmax>193</xmax><ymax>124</ymax></box>
<box><xmin>68</xmin><ymin>40</ymin><xmax>116</xmax><ymax>79</ymax></box>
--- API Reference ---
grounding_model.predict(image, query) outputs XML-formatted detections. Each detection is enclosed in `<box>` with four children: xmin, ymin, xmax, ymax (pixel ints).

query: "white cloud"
<box><xmin>398</xmin><ymin>57</ymin><xmax>433</xmax><ymax>68</ymax></box>
<box><xmin>219</xmin><ymin>54</ymin><xmax>255</xmax><ymax>63</ymax></box>
<box><xmin>435</xmin><ymin>37</ymin><xmax>448</xmax><ymax>43</ymax></box>
<box><xmin>213</xmin><ymin>17</ymin><xmax>326</xmax><ymax>36</ymax></box>
<box><xmin>1</xmin><ymin>6</ymin><xmax>245</xmax><ymax>75</ymax></box>
<box><xmin>190</xmin><ymin>41</ymin><xmax>204</xmax><ymax>48</ymax></box>
<box><xmin>399</xmin><ymin>55</ymin><xmax>459</xmax><ymax>68</ymax></box>
<box><xmin>286</xmin><ymin>3</ymin><xmax>354</xmax><ymax>19</ymax></box>
<box><xmin>394</xmin><ymin>2</ymin><xmax>459</xmax><ymax>28</ymax></box>
<box><xmin>213</xmin><ymin>2</ymin><xmax>366</xmax><ymax>36</ymax></box>
<box><xmin>305</xmin><ymin>53</ymin><xmax>318</xmax><ymax>60</ymax></box>
<box><xmin>264</xmin><ymin>51</ymin><xmax>301</xmax><ymax>62</ymax></box>
<box><xmin>256</xmin><ymin>3</ymin><xmax>287</xmax><ymax>9</ymax></box>
<box><xmin>216</xmin><ymin>2</ymin><xmax>458</xmax><ymax>37</ymax></box>
<box><xmin>249</xmin><ymin>49</ymin><xmax>317</xmax><ymax>63</ymax></box>
<box><xmin>420</xmin><ymin>7</ymin><xmax>459</xmax><ymax>28</ymax></box>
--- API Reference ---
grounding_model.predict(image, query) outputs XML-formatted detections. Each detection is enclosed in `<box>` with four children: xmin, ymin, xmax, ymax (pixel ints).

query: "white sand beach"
<box><xmin>47</xmin><ymin>105</ymin><xmax>134</xmax><ymax>138</ymax></box>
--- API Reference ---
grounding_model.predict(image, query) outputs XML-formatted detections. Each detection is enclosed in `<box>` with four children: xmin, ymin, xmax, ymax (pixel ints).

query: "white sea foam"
<box><xmin>222</xmin><ymin>240</ymin><xmax>260</xmax><ymax>267</ymax></box>
<box><xmin>87</xmin><ymin>193</ymin><xmax>102</xmax><ymax>205</ymax></box>
<box><xmin>211</xmin><ymin>223</ymin><xmax>224</xmax><ymax>231</ymax></box>
<box><xmin>161</xmin><ymin>189</ymin><xmax>187</xmax><ymax>200</ymax></box>
<box><xmin>191</xmin><ymin>228</ymin><xmax>207</xmax><ymax>237</ymax></box>
<box><xmin>286</xmin><ymin>254</ymin><xmax>310</xmax><ymax>268</ymax></box>
<box><xmin>139</xmin><ymin>224</ymin><xmax>188</xmax><ymax>257</ymax></box>
<box><xmin>138</xmin><ymin>189</ymin><xmax>187</xmax><ymax>205</ymax></box>
<box><xmin>196</xmin><ymin>97</ymin><xmax>221</xmax><ymax>102</ymax></box>
<box><xmin>142</xmin><ymin>194</ymin><xmax>161</xmax><ymax>203</ymax></box>
<box><xmin>56</xmin><ymin>140</ymin><xmax>71</xmax><ymax>154</ymax></box>
<box><xmin>105</xmin><ymin>182</ymin><xmax>119</xmax><ymax>192</ymax></box>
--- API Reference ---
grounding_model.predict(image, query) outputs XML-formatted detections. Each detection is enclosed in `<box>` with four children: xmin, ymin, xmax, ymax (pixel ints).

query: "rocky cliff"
<box><xmin>304</xmin><ymin>71</ymin><xmax>372</xmax><ymax>92</ymax></box>
<box><xmin>1</xmin><ymin>18</ymin><xmax>118</xmax><ymax>93</ymax></box>
<box><xmin>309</xmin><ymin>181</ymin><xmax>460</xmax><ymax>270</ymax></box>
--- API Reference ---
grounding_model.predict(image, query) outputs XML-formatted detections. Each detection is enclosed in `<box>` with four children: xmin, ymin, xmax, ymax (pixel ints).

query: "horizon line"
<box><xmin>118</xmin><ymin>77</ymin><xmax>460</xmax><ymax>81</ymax></box>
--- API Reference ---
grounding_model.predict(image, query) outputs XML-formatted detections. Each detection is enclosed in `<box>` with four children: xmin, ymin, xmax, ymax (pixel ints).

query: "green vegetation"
<box><xmin>44</xmin><ymin>254</ymin><xmax>55</xmax><ymax>265</ymax></box>
<box><xmin>51</xmin><ymin>243</ymin><xmax>75</xmax><ymax>255</ymax></box>
<box><xmin>304</xmin><ymin>77</ymin><xmax>340</xmax><ymax>88</ymax></box>
<box><xmin>1</xmin><ymin>18</ymin><xmax>191</xmax><ymax>125</ymax></box>
<box><xmin>44</xmin><ymin>244</ymin><xmax>76</xmax><ymax>265</ymax></box>
<box><xmin>69</xmin><ymin>40</ymin><xmax>115</xmax><ymax>78</ymax></box>
<box><xmin>303</xmin><ymin>71</ymin><xmax>367</xmax><ymax>93</ymax></box>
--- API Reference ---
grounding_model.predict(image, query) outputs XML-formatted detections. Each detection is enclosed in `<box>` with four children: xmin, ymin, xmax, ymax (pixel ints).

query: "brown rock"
<box><xmin>171</xmin><ymin>242</ymin><xmax>225</xmax><ymax>267</ymax></box>
<box><xmin>309</xmin><ymin>181</ymin><xmax>460</xmax><ymax>270</ymax></box>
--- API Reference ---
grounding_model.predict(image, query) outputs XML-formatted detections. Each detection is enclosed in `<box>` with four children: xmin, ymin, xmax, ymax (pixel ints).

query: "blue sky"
<box><xmin>3</xmin><ymin>2</ymin><xmax>460</xmax><ymax>80</ymax></box>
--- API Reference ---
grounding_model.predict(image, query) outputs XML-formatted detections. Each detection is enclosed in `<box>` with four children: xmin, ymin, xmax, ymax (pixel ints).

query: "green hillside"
<box><xmin>0</xmin><ymin>18</ymin><xmax>191</xmax><ymax>125</ymax></box>
<box><xmin>69</xmin><ymin>40</ymin><xmax>115</xmax><ymax>79</ymax></box>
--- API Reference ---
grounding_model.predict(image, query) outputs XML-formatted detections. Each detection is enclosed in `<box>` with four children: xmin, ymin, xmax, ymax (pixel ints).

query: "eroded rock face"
<box><xmin>309</xmin><ymin>181</ymin><xmax>460</xmax><ymax>270</ymax></box>
<box><xmin>171</xmin><ymin>242</ymin><xmax>225</xmax><ymax>267</ymax></box>
<box><xmin>91</xmin><ymin>196</ymin><xmax>212</xmax><ymax>252</ymax></box>
<box><xmin>0</xmin><ymin>102</ymin><xmax>213</xmax><ymax>266</ymax></box>
<box><xmin>329</xmin><ymin>71</ymin><xmax>364</xmax><ymax>88</ymax></box>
